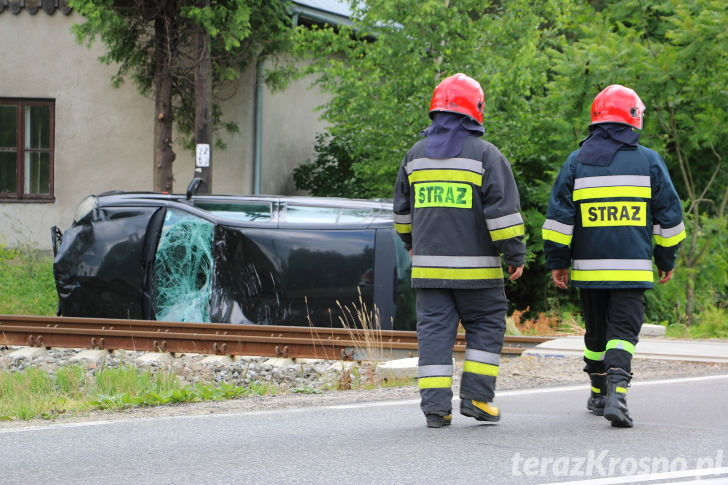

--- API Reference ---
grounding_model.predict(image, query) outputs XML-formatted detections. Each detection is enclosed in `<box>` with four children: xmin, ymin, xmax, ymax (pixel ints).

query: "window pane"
<box><xmin>0</xmin><ymin>105</ymin><xmax>17</xmax><ymax>148</ymax></box>
<box><xmin>193</xmin><ymin>201</ymin><xmax>272</xmax><ymax>222</ymax></box>
<box><xmin>0</xmin><ymin>151</ymin><xmax>17</xmax><ymax>194</ymax></box>
<box><xmin>24</xmin><ymin>152</ymin><xmax>50</xmax><ymax>195</ymax></box>
<box><xmin>25</xmin><ymin>105</ymin><xmax>50</xmax><ymax>149</ymax></box>
<box><xmin>285</xmin><ymin>205</ymin><xmax>340</xmax><ymax>223</ymax></box>
<box><xmin>339</xmin><ymin>209</ymin><xmax>372</xmax><ymax>223</ymax></box>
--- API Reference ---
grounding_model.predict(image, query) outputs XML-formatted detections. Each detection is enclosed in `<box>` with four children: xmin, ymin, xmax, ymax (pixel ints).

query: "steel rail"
<box><xmin>0</xmin><ymin>314</ymin><xmax>553</xmax><ymax>361</ymax></box>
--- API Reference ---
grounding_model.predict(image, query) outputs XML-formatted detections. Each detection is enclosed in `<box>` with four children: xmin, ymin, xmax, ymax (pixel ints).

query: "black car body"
<box><xmin>52</xmin><ymin>187</ymin><xmax>416</xmax><ymax>330</ymax></box>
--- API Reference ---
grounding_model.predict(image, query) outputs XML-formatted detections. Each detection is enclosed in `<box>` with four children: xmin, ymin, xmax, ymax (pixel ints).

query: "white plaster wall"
<box><xmin>0</xmin><ymin>11</ymin><xmax>153</xmax><ymax>248</ymax></box>
<box><xmin>0</xmin><ymin>12</ymin><xmax>330</xmax><ymax>248</ymax></box>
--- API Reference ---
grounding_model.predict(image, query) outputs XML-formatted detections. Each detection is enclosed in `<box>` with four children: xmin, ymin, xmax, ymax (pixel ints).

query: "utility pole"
<box><xmin>194</xmin><ymin>0</ymin><xmax>212</xmax><ymax>193</ymax></box>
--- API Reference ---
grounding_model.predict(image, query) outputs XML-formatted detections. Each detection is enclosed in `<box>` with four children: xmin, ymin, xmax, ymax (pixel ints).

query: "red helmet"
<box><xmin>429</xmin><ymin>73</ymin><xmax>484</xmax><ymax>125</ymax></box>
<box><xmin>591</xmin><ymin>84</ymin><xmax>646</xmax><ymax>129</ymax></box>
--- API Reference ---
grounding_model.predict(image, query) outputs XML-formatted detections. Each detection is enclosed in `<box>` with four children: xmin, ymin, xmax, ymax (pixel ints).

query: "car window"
<box><xmin>284</xmin><ymin>204</ymin><xmax>372</xmax><ymax>223</ymax></box>
<box><xmin>193</xmin><ymin>201</ymin><xmax>272</xmax><ymax>222</ymax></box>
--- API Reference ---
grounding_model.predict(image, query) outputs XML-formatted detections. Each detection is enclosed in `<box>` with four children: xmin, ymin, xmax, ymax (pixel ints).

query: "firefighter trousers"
<box><xmin>416</xmin><ymin>287</ymin><xmax>507</xmax><ymax>416</ymax></box>
<box><xmin>581</xmin><ymin>288</ymin><xmax>646</xmax><ymax>374</ymax></box>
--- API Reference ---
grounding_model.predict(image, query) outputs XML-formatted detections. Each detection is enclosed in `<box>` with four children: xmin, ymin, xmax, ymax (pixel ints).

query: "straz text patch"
<box><xmin>580</xmin><ymin>201</ymin><xmax>646</xmax><ymax>227</ymax></box>
<box><xmin>415</xmin><ymin>182</ymin><xmax>472</xmax><ymax>208</ymax></box>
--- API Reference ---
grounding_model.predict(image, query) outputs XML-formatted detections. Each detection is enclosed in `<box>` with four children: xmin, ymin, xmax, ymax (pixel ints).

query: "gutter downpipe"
<box><xmin>253</xmin><ymin>54</ymin><xmax>264</xmax><ymax>194</ymax></box>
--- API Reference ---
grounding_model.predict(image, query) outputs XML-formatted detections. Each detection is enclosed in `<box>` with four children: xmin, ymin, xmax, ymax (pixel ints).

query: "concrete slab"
<box><xmin>640</xmin><ymin>323</ymin><xmax>666</xmax><ymax>337</ymax></box>
<box><xmin>375</xmin><ymin>357</ymin><xmax>458</xmax><ymax>381</ymax></box>
<box><xmin>69</xmin><ymin>350</ymin><xmax>110</xmax><ymax>363</ymax></box>
<box><xmin>375</xmin><ymin>357</ymin><xmax>418</xmax><ymax>380</ymax></box>
<box><xmin>6</xmin><ymin>347</ymin><xmax>45</xmax><ymax>360</ymax></box>
<box><xmin>263</xmin><ymin>357</ymin><xmax>295</xmax><ymax>368</ymax></box>
<box><xmin>136</xmin><ymin>352</ymin><xmax>175</xmax><ymax>363</ymax></box>
<box><xmin>524</xmin><ymin>335</ymin><xmax>728</xmax><ymax>363</ymax></box>
<box><xmin>200</xmin><ymin>355</ymin><xmax>234</xmax><ymax>365</ymax></box>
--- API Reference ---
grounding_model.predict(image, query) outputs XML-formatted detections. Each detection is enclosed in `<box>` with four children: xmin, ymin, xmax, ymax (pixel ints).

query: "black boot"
<box><xmin>604</xmin><ymin>368</ymin><xmax>633</xmax><ymax>428</ymax></box>
<box><xmin>587</xmin><ymin>373</ymin><xmax>606</xmax><ymax>416</ymax></box>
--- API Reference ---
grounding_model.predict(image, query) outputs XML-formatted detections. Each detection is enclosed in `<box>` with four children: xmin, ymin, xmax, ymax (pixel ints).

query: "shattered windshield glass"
<box><xmin>153</xmin><ymin>209</ymin><xmax>214</xmax><ymax>322</ymax></box>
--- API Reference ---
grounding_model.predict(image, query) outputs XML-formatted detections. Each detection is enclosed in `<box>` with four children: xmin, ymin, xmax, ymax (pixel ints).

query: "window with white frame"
<box><xmin>0</xmin><ymin>98</ymin><xmax>55</xmax><ymax>200</ymax></box>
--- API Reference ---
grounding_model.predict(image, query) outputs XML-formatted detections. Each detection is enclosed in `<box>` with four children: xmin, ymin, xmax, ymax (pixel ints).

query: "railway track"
<box><xmin>0</xmin><ymin>314</ymin><xmax>553</xmax><ymax>361</ymax></box>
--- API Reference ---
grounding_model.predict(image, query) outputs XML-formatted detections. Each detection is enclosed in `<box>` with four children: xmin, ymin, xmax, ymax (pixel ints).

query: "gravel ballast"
<box><xmin>1</xmin><ymin>344</ymin><xmax>727</xmax><ymax>428</ymax></box>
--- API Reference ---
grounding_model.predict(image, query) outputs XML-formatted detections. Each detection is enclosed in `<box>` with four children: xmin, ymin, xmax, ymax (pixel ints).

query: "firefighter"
<box><xmin>542</xmin><ymin>84</ymin><xmax>685</xmax><ymax>428</ymax></box>
<box><xmin>393</xmin><ymin>73</ymin><xmax>526</xmax><ymax>428</ymax></box>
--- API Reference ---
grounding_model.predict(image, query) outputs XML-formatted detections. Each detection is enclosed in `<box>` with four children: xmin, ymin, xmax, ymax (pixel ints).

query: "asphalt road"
<box><xmin>1</xmin><ymin>374</ymin><xmax>727</xmax><ymax>485</ymax></box>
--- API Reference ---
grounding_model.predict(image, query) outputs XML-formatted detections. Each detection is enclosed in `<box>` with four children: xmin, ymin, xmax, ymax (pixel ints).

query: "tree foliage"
<box><xmin>69</xmin><ymin>0</ymin><xmax>293</xmax><ymax>191</ymax></box>
<box><xmin>293</xmin><ymin>0</ymin><xmax>728</xmax><ymax>321</ymax></box>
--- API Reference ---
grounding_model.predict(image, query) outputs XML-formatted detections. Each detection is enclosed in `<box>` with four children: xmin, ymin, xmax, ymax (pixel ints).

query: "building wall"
<box><xmin>0</xmin><ymin>10</ymin><xmax>329</xmax><ymax>248</ymax></box>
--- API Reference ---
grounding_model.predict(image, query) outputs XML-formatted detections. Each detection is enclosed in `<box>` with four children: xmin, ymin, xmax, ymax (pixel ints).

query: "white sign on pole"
<box><xmin>196</xmin><ymin>144</ymin><xmax>210</xmax><ymax>168</ymax></box>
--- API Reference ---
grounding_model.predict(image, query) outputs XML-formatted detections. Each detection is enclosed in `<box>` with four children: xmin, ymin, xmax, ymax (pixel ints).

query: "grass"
<box><xmin>0</xmin><ymin>363</ymin><xmax>275</xmax><ymax>421</ymax></box>
<box><xmin>0</xmin><ymin>243</ymin><xmax>57</xmax><ymax>316</ymax></box>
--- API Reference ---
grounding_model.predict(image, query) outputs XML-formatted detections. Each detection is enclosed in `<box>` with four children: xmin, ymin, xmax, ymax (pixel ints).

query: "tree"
<box><xmin>292</xmin><ymin>0</ymin><xmax>583</xmax><ymax>312</ymax></box>
<box><xmin>68</xmin><ymin>0</ymin><xmax>292</xmax><ymax>192</ymax></box>
<box><xmin>538</xmin><ymin>0</ymin><xmax>728</xmax><ymax>325</ymax></box>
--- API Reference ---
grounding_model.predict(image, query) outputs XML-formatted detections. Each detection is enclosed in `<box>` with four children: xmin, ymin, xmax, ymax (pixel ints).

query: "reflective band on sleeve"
<box><xmin>464</xmin><ymin>348</ymin><xmax>501</xmax><ymax>366</ymax></box>
<box><xmin>584</xmin><ymin>347</ymin><xmax>605</xmax><ymax>361</ymax></box>
<box><xmin>412</xmin><ymin>267</ymin><xmax>504</xmax><ymax>280</ymax></box>
<box><xmin>573</xmin><ymin>259</ymin><xmax>653</xmax><ymax>271</ymax></box>
<box><xmin>591</xmin><ymin>387</ymin><xmax>601</xmax><ymax>394</ymax></box>
<box><xmin>405</xmin><ymin>157</ymin><xmax>484</xmax><ymax>175</ymax></box>
<box><xmin>542</xmin><ymin>228</ymin><xmax>573</xmax><ymax>246</ymax></box>
<box><xmin>653</xmin><ymin>221</ymin><xmax>687</xmax><ymax>247</ymax></box>
<box><xmin>418</xmin><ymin>376</ymin><xmax>453</xmax><ymax>389</ymax></box>
<box><xmin>463</xmin><ymin>361</ymin><xmax>499</xmax><ymax>377</ymax></box>
<box><xmin>654</xmin><ymin>231</ymin><xmax>686</xmax><ymax>247</ymax></box>
<box><xmin>486</xmin><ymin>213</ymin><xmax>524</xmax><ymax>231</ymax></box>
<box><xmin>572</xmin><ymin>270</ymin><xmax>653</xmax><ymax>282</ymax></box>
<box><xmin>616</xmin><ymin>386</ymin><xmax>627</xmax><ymax>394</ymax></box>
<box><xmin>606</xmin><ymin>339</ymin><xmax>636</xmax><ymax>356</ymax></box>
<box><xmin>409</xmin><ymin>169</ymin><xmax>482</xmax><ymax>187</ymax></box>
<box><xmin>490</xmin><ymin>224</ymin><xmax>525</xmax><ymax>241</ymax></box>
<box><xmin>418</xmin><ymin>364</ymin><xmax>454</xmax><ymax>378</ymax></box>
<box><xmin>413</xmin><ymin>255</ymin><xmax>502</xmax><ymax>268</ymax></box>
<box><xmin>393</xmin><ymin>213</ymin><xmax>412</xmax><ymax>224</ymax></box>
<box><xmin>573</xmin><ymin>186</ymin><xmax>652</xmax><ymax>201</ymax></box>
<box><xmin>543</xmin><ymin>219</ymin><xmax>574</xmax><ymax>235</ymax></box>
<box><xmin>395</xmin><ymin>223</ymin><xmax>412</xmax><ymax>234</ymax></box>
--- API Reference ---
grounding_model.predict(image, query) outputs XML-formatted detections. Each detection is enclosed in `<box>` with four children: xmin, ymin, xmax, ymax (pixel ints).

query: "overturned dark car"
<box><xmin>51</xmin><ymin>182</ymin><xmax>416</xmax><ymax>330</ymax></box>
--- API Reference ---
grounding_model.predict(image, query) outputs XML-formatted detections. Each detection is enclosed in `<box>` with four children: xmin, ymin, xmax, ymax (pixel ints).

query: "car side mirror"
<box><xmin>186</xmin><ymin>178</ymin><xmax>203</xmax><ymax>200</ymax></box>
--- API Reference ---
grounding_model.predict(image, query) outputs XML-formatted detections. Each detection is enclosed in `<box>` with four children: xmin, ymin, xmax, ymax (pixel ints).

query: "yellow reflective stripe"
<box><xmin>394</xmin><ymin>223</ymin><xmax>411</xmax><ymax>234</ymax></box>
<box><xmin>490</xmin><ymin>224</ymin><xmax>525</xmax><ymax>241</ymax></box>
<box><xmin>606</xmin><ymin>339</ymin><xmax>636</xmax><ymax>355</ymax></box>
<box><xmin>653</xmin><ymin>230</ymin><xmax>686</xmax><ymax>247</ymax></box>
<box><xmin>412</xmin><ymin>267</ymin><xmax>504</xmax><ymax>280</ymax></box>
<box><xmin>616</xmin><ymin>386</ymin><xmax>627</xmax><ymax>394</ymax></box>
<box><xmin>418</xmin><ymin>376</ymin><xmax>452</xmax><ymax>389</ymax></box>
<box><xmin>542</xmin><ymin>228</ymin><xmax>573</xmax><ymax>246</ymax></box>
<box><xmin>408</xmin><ymin>169</ymin><xmax>482</xmax><ymax>186</ymax></box>
<box><xmin>584</xmin><ymin>347</ymin><xmax>604</xmax><ymax>361</ymax></box>
<box><xmin>573</xmin><ymin>186</ymin><xmax>651</xmax><ymax>201</ymax></box>
<box><xmin>463</xmin><ymin>361</ymin><xmax>499</xmax><ymax>377</ymax></box>
<box><xmin>591</xmin><ymin>387</ymin><xmax>601</xmax><ymax>394</ymax></box>
<box><xmin>572</xmin><ymin>269</ymin><xmax>653</xmax><ymax>282</ymax></box>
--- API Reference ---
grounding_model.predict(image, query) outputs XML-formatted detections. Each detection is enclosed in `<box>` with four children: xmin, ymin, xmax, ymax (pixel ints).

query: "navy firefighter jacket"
<box><xmin>393</xmin><ymin>135</ymin><xmax>526</xmax><ymax>289</ymax></box>
<box><xmin>542</xmin><ymin>144</ymin><xmax>686</xmax><ymax>289</ymax></box>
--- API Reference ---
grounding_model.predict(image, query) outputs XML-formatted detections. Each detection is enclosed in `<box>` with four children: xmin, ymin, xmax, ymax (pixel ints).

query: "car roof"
<box><xmin>90</xmin><ymin>191</ymin><xmax>395</xmax><ymax>228</ymax></box>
